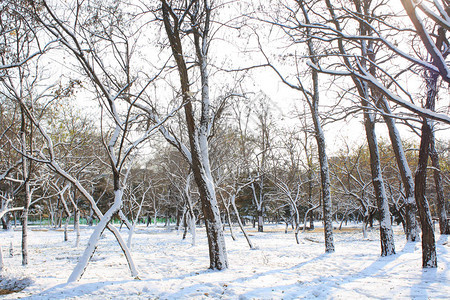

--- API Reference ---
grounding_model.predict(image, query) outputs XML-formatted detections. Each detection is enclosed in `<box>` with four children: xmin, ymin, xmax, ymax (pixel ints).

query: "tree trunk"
<box><xmin>363</xmin><ymin>110</ymin><xmax>396</xmax><ymax>256</ymax></box>
<box><xmin>161</xmin><ymin>0</ymin><xmax>228</xmax><ymax>270</ymax></box>
<box><xmin>257</xmin><ymin>208</ymin><xmax>264</xmax><ymax>233</ymax></box>
<box><xmin>231</xmin><ymin>195</ymin><xmax>253</xmax><ymax>249</ymax></box>
<box><xmin>311</xmin><ymin>111</ymin><xmax>334</xmax><ymax>252</ymax></box>
<box><xmin>21</xmin><ymin>125</ymin><xmax>31</xmax><ymax>266</ymax></box>
<box><xmin>414</xmin><ymin>71</ymin><xmax>438</xmax><ymax>268</ymax></box>
<box><xmin>68</xmin><ymin>189</ymin><xmax>138</xmax><ymax>282</ymax></box>
<box><xmin>64</xmin><ymin>215</ymin><xmax>69</xmax><ymax>242</ymax></box>
<box><xmin>74</xmin><ymin>208</ymin><xmax>80</xmax><ymax>248</ymax></box>
<box><xmin>224</xmin><ymin>203</ymin><xmax>236</xmax><ymax>241</ymax></box>
<box><xmin>377</xmin><ymin>97</ymin><xmax>419</xmax><ymax>241</ymax></box>
<box><xmin>309</xmin><ymin>212</ymin><xmax>314</xmax><ymax>230</ymax></box>
<box><xmin>299</xmin><ymin>1</ymin><xmax>334</xmax><ymax>253</ymax></box>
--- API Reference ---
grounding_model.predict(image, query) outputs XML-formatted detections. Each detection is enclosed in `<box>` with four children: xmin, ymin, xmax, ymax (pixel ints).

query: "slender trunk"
<box><xmin>224</xmin><ymin>203</ymin><xmax>236</xmax><ymax>241</ymax></box>
<box><xmin>21</xmin><ymin>123</ymin><xmax>31</xmax><ymax>266</ymax></box>
<box><xmin>257</xmin><ymin>209</ymin><xmax>264</xmax><ymax>233</ymax></box>
<box><xmin>377</xmin><ymin>97</ymin><xmax>419</xmax><ymax>241</ymax></box>
<box><xmin>127</xmin><ymin>224</ymin><xmax>135</xmax><ymax>249</ymax></box>
<box><xmin>429</xmin><ymin>132</ymin><xmax>449</xmax><ymax>235</ymax></box>
<box><xmin>299</xmin><ymin>1</ymin><xmax>334</xmax><ymax>252</ymax></box>
<box><xmin>74</xmin><ymin>208</ymin><xmax>80</xmax><ymax>248</ymax></box>
<box><xmin>64</xmin><ymin>215</ymin><xmax>69</xmax><ymax>242</ymax></box>
<box><xmin>231</xmin><ymin>195</ymin><xmax>253</xmax><ymax>249</ymax></box>
<box><xmin>189</xmin><ymin>213</ymin><xmax>196</xmax><ymax>246</ymax></box>
<box><xmin>182</xmin><ymin>208</ymin><xmax>188</xmax><ymax>240</ymax></box>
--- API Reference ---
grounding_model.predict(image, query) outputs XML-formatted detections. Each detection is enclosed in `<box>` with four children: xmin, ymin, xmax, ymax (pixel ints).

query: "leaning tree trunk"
<box><xmin>377</xmin><ymin>97</ymin><xmax>419</xmax><ymax>241</ymax></box>
<box><xmin>429</xmin><ymin>131</ymin><xmax>449</xmax><ymax>235</ymax></box>
<box><xmin>231</xmin><ymin>195</ymin><xmax>254</xmax><ymax>249</ymax></box>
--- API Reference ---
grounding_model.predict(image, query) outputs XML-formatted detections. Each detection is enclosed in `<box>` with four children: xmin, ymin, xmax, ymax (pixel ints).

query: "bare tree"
<box><xmin>160</xmin><ymin>0</ymin><xmax>228</xmax><ymax>270</ymax></box>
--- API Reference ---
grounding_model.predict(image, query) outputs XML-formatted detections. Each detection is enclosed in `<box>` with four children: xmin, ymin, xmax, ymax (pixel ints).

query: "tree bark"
<box><xmin>414</xmin><ymin>70</ymin><xmax>438</xmax><ymax>268</ymax></box>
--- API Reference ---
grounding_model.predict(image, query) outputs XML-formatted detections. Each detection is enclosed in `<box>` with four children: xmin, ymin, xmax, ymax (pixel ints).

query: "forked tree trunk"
<box><xmin>161</xmin><ymin>0</ymin><xmax>228</xmax><ymax>270</ymax></box>
<box><xmin>68</xmin><ymin>189</ymin><xmax>138</xmax><ymax>282</ymax></box>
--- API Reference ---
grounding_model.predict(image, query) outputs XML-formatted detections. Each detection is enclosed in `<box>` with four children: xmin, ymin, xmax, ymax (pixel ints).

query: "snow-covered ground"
<box><xmin>0</xmin><ymin>223</ymin><xmax>448</xmax><ymax>299</ymax></box>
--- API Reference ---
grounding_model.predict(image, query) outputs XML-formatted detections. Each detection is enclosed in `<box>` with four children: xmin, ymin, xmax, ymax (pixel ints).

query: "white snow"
<box><xmin>0</xmin><ymin>223</ymin><xmax>448</xmax><ymax>299</ymax></box>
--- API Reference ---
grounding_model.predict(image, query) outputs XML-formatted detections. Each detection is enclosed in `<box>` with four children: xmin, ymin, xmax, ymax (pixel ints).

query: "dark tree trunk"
<box><xmin>309</xmin><ymin>211</ymin><xmax>314</xmax><ymax>230</ymax></box>
<box><xmin>415</xmin><ymin>71</ymin><xmax>438</xmax><ymax>268</ymax></box>
<box><xmin>2</xmin><ymin>214</ymin><xmax>10</xmax><ymax>230</ymax></box>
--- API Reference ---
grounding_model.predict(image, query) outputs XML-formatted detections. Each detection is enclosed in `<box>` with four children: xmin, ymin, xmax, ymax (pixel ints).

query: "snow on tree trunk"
<box><xmin>377</xmin><ymin>97</ymin><xmax>419</xmax><ymax>242</ymax></box>
<box><xmin>68</xmin><ymin>189</ymin><xmax>138</xmax><ymax>282</ymax></box>
<box><xmin>293</xmin><ymin>1</ymin><xmax>334</xmax><ymax>253</ymax></box>
<box><xmin>189</xmin><ymin>214</ymin><xmax>196</xmax><ymax>246</ymax></box>
<box><xmin>251</xmin><ymin>182</ymin><xmax>264</xmax><ymax>233</ymax></box>
<box><xmin>21</xmin><ymin>127</ymin><xmax>31</xmax><ymax>266</ymax></box>
<box><xmin>21</xmin><ymin>207</ymin><xmax>29</xmax><ymax>266</ymax></box>
<box><xmin>127</xmin><ymin>224</ymin><xmax>135</xmax><ymax>250</ymax></box>
<box><xmin>161</xmin><ymin>0</ymin><xmax>228</xmax><ymax>270</ymax></box>
<box><xmin>311</xmin><ymin>111</ymin><xmax>335</xmax><ymax>253</ymax></box>
<box><xmin>192</xmin><ymin>134</ymin><xmax>228</xmax><ymax>269</ymax></box>
<box><xmin>224</xmin><ymin>203</ymin><xmax>236</xmax><ymax>241</ymax></box>
<box><xmin>257</xmin><ymin>209</ymin><xmax>264</xmax><ymax>233</ymax></box>
<box><xmin>64</xmin><ymin>216</ymin><xmax>69</xmax><ymax>242</ymax></box>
